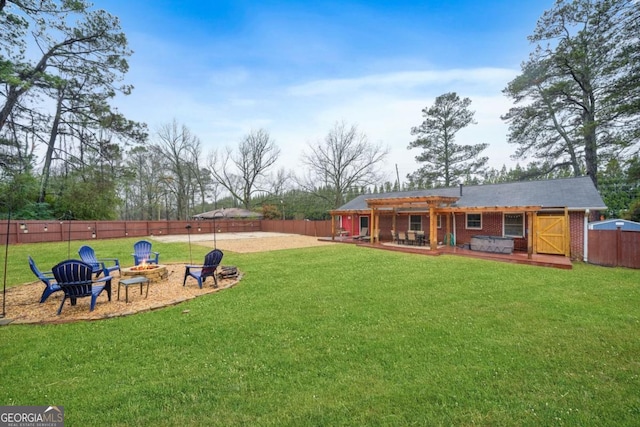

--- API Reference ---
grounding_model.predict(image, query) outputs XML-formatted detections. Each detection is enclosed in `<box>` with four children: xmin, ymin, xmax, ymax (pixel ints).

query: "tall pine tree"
<box><xmin>408</xmin><ymin>92</ymin><xmax>488</xmax><ymax>188</ymax></box>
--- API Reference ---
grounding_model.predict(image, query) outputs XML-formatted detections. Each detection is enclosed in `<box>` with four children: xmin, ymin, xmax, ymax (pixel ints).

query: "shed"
<box><xmin>588</xmin><ymin>219</ymin><xmax>640</xmax><ymax>232</ymax></box>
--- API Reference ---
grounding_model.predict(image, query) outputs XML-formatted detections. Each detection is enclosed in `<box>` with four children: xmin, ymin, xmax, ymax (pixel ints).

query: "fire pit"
<box><xmin>121</xmin><ymin>263</ymin><xmax>168</xmax><ymax>282</ymax></box>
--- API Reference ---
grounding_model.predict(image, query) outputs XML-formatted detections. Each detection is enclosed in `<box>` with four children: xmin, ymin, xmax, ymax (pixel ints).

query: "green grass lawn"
<box><xmin>1</xmin><ymin>241</ymin><xmax>639</xmax><ymax>426</ymax></box>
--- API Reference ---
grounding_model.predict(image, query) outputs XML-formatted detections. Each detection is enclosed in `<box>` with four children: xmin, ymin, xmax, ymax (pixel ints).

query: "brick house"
<box><xmin>330</xmin><ymin>176</ymin><xmax>606</xmax><ymax>261</ymax></box>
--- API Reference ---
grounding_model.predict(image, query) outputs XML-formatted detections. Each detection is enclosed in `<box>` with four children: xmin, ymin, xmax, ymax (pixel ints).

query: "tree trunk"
<box><xmin>584</xmin><ymin>120</ymin><xmax>598</xmax><ymax>188</ymax></box>
<box><xmin>583</xmin><ymin>88</ymin><xmax>598</xmax><ymax>188</ymax></box>
<box><xmin>0</xmin><ymin>87</ymin><xmax>25</xmax><ymax>132</ymax></box>
<box><xmin>38</xmin><ymin>93</ymin><xmax>64</xmax><ymax>202</ymax></box>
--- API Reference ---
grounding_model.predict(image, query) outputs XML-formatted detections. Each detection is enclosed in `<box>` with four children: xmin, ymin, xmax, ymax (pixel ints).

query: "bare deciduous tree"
<box><xmin>299</xmin><ymin>121</ymin><xmax>388</xmax><ymax>208</ymax></box>
<box><xmin>208</xmin><ymin>128</ymin><xmax>280</xmax><ymax>209</ymax></box>
<box><xmin>154</xmin><ymin>120</ymin><xmax>201</xmax><ymax>219</ymax></box>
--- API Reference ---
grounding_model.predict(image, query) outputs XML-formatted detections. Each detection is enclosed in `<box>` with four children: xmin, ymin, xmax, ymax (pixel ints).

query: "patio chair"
<box><xmin>51</xmin><ymin>259</ymin><xmax>112</xmax><ymax>315</ymax></box>
<box><xmin>78</xmin><ymin>245</ymin><xmax>120</xmax><ymax>277</ymax></box>
<box><xmin>132</xmin><ymin>240</ymin><xmax>160</xmax><ymax>265</ymax></box>
<box><xmin>183</xmin><ymin>249</ymin><xmax>224</xmax><ymax>289</ymax></box>
<box><xmin>353</xmin><ymin>227</ymin><xmax>369</xmax><ymax>240</ymax></box>
<box><xmin>397</xmin><ymin>231</ymin><xmax>406</xmax><ymax>245</ymax></box>
<box><xmin>28</xmin><ymin>256</ymin><xmax>62</xmax><ymax>303</ymax></box>
<box><xmin>407</xmin><ymin>231</ymin><xmax>417</xmax><ymax>245</ymax></box>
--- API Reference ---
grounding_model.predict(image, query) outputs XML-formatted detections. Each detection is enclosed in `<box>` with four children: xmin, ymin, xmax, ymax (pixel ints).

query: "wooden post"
<box><xmin>392</xmin><ymin>209</ymin><xmax>396</xmax><ymax>234</ymax></box>
<box><xmin>445</xmin><ymin>212</ymin><xmax>451</xmax><ymax>246</ymax></box>
<box><xmin>374</xmin><ymin>210</ymin><xmax>379</xmax><ymax>243</ymax></box>
<box><xmin>532</xmin><ymin>212</ymin><xmax>538</xmax><ymax>255</ymax></box>
<box><xmin>369</xmin><ymin>208</ymin><xmax>375</xmax><ymax>243</ymax></box>
<box><xmin>564</xmin><ymin>207</ymin><xmax>570</xmax><ymax>257</ymax></box>
<box><xmin>429</xmin><ymin>205</ymin><xmax>437</xmax><ymax>250</ymax></box>
<box><xmin>331</xmin><ymin>215</ymin><xmax>335</xmax><ymax>241</ymax></box>
<box><xmin>616</xmin><ymin>224</ymin><xmax>622</xmax><ymax>267</ymax></box>
<box><xmin>527</xmin><ymin>212</ymin><xmax>534</xmax><ymax>259</ymax></box>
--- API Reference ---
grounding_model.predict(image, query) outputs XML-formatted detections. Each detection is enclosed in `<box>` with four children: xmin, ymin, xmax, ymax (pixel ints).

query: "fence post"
<box><xmin>616</xmin><ymin>223</ymin><xmax>623</xmax><ymax>267</ymax></box>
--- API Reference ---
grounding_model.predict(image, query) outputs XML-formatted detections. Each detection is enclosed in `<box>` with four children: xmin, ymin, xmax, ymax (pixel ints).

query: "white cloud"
<box><xmin>274</xmin><ymin>68</ymin><xmax>520</xmax><ymax>179</ymax></box>
<box><xmin>116</xmin><ymin>64</ymin><xmax>521</xmax><ymax>182</ymax></box>
<box><xmin>207</xmin><ymin>67</ymin><xmax>251</xmax><ymax>88</ymax></box>
<box><xmin>288</xmin><ymin>68</ymin><xmax>517</xmax><ymax>97</ymax></box>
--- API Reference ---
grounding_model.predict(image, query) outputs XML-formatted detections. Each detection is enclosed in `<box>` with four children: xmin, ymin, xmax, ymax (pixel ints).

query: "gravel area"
<box><xmin>154</xmin><ymin>232</ymin><xmax>336</xmax><ymax>253</ymax></box>
<box><xmin>3</xmin><ymin>233</ymin><xmax>336</xmax><ymax>325</ymax></box>
<box><xmin>5</xmin><ymin>264</ymin><xmax>241</xmax><ymax>325</ymax></box>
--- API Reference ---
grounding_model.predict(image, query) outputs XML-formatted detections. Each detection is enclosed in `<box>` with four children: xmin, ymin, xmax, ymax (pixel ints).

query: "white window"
<box><xmin>504</xmin><ymin>213</ymin><xmax>524</xmax><ymax>237</ymax></box>
<box><xmin>466</xmin><ymin>213</ymin><xmax>482</xmax><ymax>229</ymax></box>
<box><xmin>409</xmin><ymin>215</ymin><xmax>422</xmax><ymax>231</ymax></box>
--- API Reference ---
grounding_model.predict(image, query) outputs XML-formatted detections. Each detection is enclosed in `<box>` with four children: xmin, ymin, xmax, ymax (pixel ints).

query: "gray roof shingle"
<box><xmin>336</xmin><ymin>176</ymin><xmax>607</xmax><ymax>211</ymax></box>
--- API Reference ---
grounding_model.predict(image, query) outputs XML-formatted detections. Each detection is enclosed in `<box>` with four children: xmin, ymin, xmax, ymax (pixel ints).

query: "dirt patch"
<box><xmin>203</xmin><ymin>235</ymin><xmax>335</xmax><ymax>253</ymax></box>
<box><xmin>152</xmin><ymin>233</ymin><xmax>336</xmax><ymax>253</ymax></box>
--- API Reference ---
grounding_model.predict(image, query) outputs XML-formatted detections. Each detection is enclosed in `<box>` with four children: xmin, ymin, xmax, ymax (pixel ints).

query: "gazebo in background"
<box><xmin>192</xmin><ymin>208</ymin><xmax>263</xmax><ymax>249</ymax></box>
<box><xmin>192</xmin><ymin>208</ymin><xmax>263</xmax><ymax>220</ymax></box>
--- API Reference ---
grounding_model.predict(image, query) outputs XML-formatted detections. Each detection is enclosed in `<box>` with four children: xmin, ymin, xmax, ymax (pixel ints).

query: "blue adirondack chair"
<box><xmin>183</xmin><ymin>249</ymin><xmax>224</xmax><ymax>289</ymax></box>
<box><xmin>132</xmin><ymin>240</ymin><xmax>160</xmax><ymax>265</ymax></box>
<box><xmin>28</xmin><ymin>256</ymin><xmax>62</xmax><ymax>303</ymax></box>
<box><xmin>78</xmin><ymin>245</ymin><xmax>120</xmax><ymax>277</ymax></box>
<box><xmin>51</xmin><ymin>260</ymin><xmax>112</xmax><ymax>315</ymax></box>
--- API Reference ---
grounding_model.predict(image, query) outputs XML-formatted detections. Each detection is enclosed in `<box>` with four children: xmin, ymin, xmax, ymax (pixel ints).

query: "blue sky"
<box><xmin>105</xmin><ymin>0</ymin><xmax>553</xmax><ymax>183</ymax></box>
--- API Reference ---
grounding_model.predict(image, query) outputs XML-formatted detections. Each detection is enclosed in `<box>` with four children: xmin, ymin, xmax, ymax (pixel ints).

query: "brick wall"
<box><xmin>368</xmin><ymin>210</ymin><xmax>588</xmax><ymax>259</ymax></box>
<box><xmin>569</xmin><ymin>211</ymin><xmax>585</xmax><ymax>260</ymax></box>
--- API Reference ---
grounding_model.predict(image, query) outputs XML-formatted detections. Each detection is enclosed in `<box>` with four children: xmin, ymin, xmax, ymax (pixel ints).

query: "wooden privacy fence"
<box><xmin>0</xmin><ymin>219</ymin><xmax>332</xmax><ymax>245</ymax></box>
<box><xmin>588</xmin><ymin>229</ymin><xmax>640</xmax><ymax>269</ymax></box>
<box><xmin>260</xmin><ymin>219</ymin><xmax>332</xmax><ymax>237</ymax></box>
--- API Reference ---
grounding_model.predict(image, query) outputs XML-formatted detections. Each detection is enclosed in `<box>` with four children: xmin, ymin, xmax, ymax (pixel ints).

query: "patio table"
<box><xmin>118</xmin><ymin>276</ymin><xmax>149</xmax><ymax>303</ymax></box>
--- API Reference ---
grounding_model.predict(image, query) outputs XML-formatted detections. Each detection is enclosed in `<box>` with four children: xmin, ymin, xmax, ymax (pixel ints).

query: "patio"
<box><xmin>321</xmin><ymin>236</ymin><xmax>573</xmax><ymax>269</ymax></box>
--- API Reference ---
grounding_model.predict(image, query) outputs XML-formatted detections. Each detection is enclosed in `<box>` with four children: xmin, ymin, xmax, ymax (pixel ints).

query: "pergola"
<box><xmin>331</xmin><ymin>195</ymin><xmax>543</xmax><ymax>257</ymax></box>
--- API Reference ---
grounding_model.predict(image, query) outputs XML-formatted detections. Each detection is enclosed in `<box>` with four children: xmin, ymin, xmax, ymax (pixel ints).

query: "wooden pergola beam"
<box><xmin>329</xmin><ymin>209</ymin><xmax>371</xmax><ymax>216</ymax></box>
<box><xmin>370</xmin><ymin>206</ymin><xmax>542</xmax><ymax>215</ymax></box>
<box><xmin>437</xmin><ymin>206</ymin><xmax>542</xmax><ymax>214</ymax></box>
<box><xmin>364</xmin><ymin>195</ymin><xmax>541</xmax><ymax>215</ymax></box>
<box><xmin>366</xmin><ymin>195</ymin><xmax>460</xmax><ymax>209</ymax></box>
